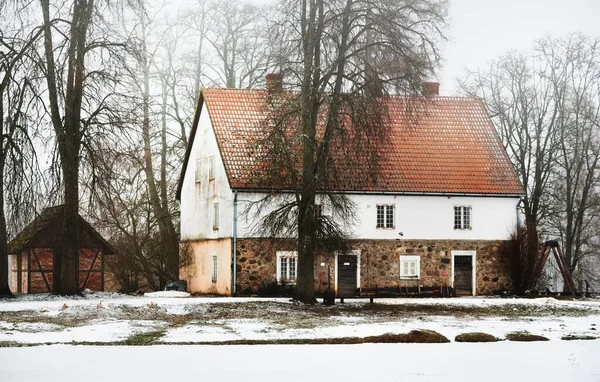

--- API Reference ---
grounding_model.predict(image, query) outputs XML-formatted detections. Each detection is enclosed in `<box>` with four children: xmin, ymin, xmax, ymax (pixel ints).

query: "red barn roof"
<box><xmin>177</xmin><ymin>88</ymin><xmax>523</xmax><ymax>198</ymax></box>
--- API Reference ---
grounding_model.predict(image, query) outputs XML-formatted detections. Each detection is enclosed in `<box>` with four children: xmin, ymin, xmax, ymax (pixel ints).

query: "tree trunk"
<box><xmin>0</xmin><ymin>167</ymin><xmax>14</xmax><ymax>298</ymax></box>
<box><xmin>40</xmin><ymin>0</ymin><xmax>93</xmax><ymax>295</ymax></box>
<box><xmin>293</xmin><ymin>0</ymin><xmax>322</xmax><ymax>304</ymax></box>
<box><xmin>141</xmin><ymin>52</ymin><xmax>179</xmax><ymax>282</ymax></box>
<box><xmin>56</xmin><ymin>143</ymin><xmax>80</xmax><ymax>295</ymax></box>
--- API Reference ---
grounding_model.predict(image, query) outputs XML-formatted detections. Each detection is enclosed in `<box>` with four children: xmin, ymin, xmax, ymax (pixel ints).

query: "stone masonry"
<box><xmin>235</xmin><ymin>238</ymin><xmax>513</xmax><ymax>295</ymax></box>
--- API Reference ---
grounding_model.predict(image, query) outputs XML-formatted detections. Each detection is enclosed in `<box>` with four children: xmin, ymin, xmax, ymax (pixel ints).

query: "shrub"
<box><xmin>506</xmin><ymin>331</ymin><xmax>549</xmax><ymax>342</ymax></box>
<box><xmin>455</xmin><ymin>332</ymin><xmax>499</xmax><ymax>342</ymax></box>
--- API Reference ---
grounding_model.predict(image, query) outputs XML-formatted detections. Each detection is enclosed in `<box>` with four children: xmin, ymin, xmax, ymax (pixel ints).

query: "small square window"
<box><xmin>195</xmin><ymin>158</ymin><xmax>202</xmax><ymax>183</ymax></box>
<box><xmin>376</xmin><ymin>204</ymin><xmax>395</xmax><ymax>229</ymax></box>
<box><xmin>400</xmin><ymin>255</ymin><xmax>420</xmax><ymax>279</ymax></box>
<box><xmin>213</xmin><ymin>203</ymin><xmax>219</xmax><ymax>230</ymax></box>
<box><xmin>212</xmin><ymin>255</ymin><xmax>218</xmax><ymax>282</ymax></box>
<box><xmin>209</xmin><ymin>156</ymin><xmax>215</xmax><ymax>180</ymax></box>
<box><xmin>454</xmin><ymin>206</ymin><xmax>472</xmax><ymax>230</ymax></box>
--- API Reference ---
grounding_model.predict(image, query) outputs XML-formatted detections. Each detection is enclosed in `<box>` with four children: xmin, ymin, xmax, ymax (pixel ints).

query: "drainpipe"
<box><xmin>515</xmin><ymin>198</ymin><xmax>522</xmax><ymax>240</ymax></box>
<box><xmin>232</xmin><ymin>190</ymin><xmax>238</xmax><ymax>295</ymax></box>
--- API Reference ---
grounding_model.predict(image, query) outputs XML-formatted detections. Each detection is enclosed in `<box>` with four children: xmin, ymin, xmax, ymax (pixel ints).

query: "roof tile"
<box><xmin>202</xmin><ymin>88</ymin><xmax>523</xmax><ymax>195</ymax></box>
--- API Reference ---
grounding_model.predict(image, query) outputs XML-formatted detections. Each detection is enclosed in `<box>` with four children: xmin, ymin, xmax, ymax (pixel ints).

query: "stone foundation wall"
<box><xmin>235</xmin><ymin>239</ymin><xmax>513</xmax><ymax>295</ymax></box>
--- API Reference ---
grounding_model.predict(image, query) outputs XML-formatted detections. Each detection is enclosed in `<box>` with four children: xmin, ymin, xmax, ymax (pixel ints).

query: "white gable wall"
<box><xmin>236</xmin><ymin>193</ymin><xmax>519</xmax><ymax>241</ymax></box>
<box><xmin>180</xmin><ymin>101</ymin><xmax>234</xmax><ymax>241</ymax></box>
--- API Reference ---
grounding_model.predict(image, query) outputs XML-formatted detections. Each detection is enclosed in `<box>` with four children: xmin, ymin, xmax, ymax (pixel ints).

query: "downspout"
<box><xmin>232</xmin><ymin>190</ymin><xmax>238</xmax><ymax>295</ymax></box>
<box><xmin>516</xmin><ymin>198</ymin><xmax>522</xmax><ymax>240</ymax></box>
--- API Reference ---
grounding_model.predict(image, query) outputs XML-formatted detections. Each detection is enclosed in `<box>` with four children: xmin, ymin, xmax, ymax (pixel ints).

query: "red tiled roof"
<box><xmin>177</xmin><ymin>88</ymin><xmax>523</xmax><ymax>197</ymax></box>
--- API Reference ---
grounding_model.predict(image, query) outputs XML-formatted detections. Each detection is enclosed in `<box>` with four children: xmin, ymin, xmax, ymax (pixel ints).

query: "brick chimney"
<box><xmin>423</xmin><ymin>81</ymin><xmax>440</xmax><ymax>97</ymax></box>
<box><xmin>266</xmin><ymin>73</ymin><xmax>283</xmax><ymax>94</ymax></box>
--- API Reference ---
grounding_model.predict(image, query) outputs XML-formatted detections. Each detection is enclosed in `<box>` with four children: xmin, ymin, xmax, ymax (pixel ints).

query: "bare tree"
<box><xmin>204</xmin><ymin>1</ymin><xmax>272</xmax><ymax>88</ymax></box>
<box><xmin>35</xmin><ymin>0</ymin><xmax>137</xmax><ymax>294</ymax></box>
<box><xmin>253</xmin><ymin>0</ymin><xmax>447</xmax><ymax>303</ymax></box>
<box><xmin>542</xmin><ymin>35</ymin><xmax>600</xmax><ymax>289</ymax></box>
<box><xmin>0</xmin><ymin>14</ymin><xmax>42</xmax><ymax>298</ymax></box>
<box><xmin>460</xmin><ymin>34</ymin><xmax>600</xmax><ymax>293</ymax></box>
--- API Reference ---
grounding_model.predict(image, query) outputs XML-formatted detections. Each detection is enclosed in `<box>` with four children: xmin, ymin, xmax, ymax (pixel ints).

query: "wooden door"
<box><xmin>454</xmin><ymin>255</ymin><xmax>473</xmax><ymax>296</ymax></box>
<box><xmin>337</xmin><ymin>254</ymin><xmax>358</xmax><ymax>297</ymax></box>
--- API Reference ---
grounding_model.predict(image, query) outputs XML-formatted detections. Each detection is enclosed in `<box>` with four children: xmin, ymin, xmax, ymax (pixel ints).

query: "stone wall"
<box><xmin>235</xmin><ymin>239</ymin><xmax>513</xmax><ymax>295</ymax></box>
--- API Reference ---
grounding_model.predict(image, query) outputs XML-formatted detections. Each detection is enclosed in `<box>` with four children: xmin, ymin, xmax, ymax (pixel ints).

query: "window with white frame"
<box><xmin>454</xmin><ymin>206</ymin><xmax>472</xmax><ymax>230</ymax></box>
<box><xmin>209</xmin><ymin>156</ymin><xmax>215</xmax><ymax>180</ymax></box>
<box><xmin>276</xmin><ymin>251</ymin><xmax>298</xmax><ymax>283</ymax></box>
<box><xmin>195</xmin><ymin>158</ymin><xmax>202</xmax><ymax>183</ymax></box>
<box><xmin>400</xmin><ymin>255</ymin><xmax>420</xmax><ymax>279</ymax></box>
<box><xmin>212</xmin><ymin>255</ymin><xmax>218</xmax><ymax>282</ymax></box>
<box><xmin>213</xmin><ymin>203</ymin><xmax>219</xmax><ymax>230</ymax></box>
<box><xmin>376</xmin><ymin>204</ymin><xmax>395</xmax><ymax>229</ymax></box>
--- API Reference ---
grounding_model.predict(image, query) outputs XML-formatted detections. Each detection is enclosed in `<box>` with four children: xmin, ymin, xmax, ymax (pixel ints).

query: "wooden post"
<box><xmin>101</xmin><ymin>250</ymin><xmax>105</xmax><ymax>292</ymax></box>
<box><xmin>17</xmin><ymin>253</ymin><xmax>22</xmax><ymax>293</ymax></box>
<box><xmin>27</xmin><ymin>249</ymin><xmax>31</xmax><ymax>294</ymax></box>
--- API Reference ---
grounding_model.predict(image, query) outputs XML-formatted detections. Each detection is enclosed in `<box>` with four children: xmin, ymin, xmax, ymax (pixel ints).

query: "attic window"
<box><xmin>195</xmin><ymin>158</ymin><xmax>202</xmax><ymax>183</ymax></box>
<box><xmin>209</xmin><ymin>156</ymin><xmax>215</xmax><ymax>180</ymax></box>
<box><xmin>213</xmin><ymin>203</ymin><xmax>219</xmax><ymax>230</ymax></box>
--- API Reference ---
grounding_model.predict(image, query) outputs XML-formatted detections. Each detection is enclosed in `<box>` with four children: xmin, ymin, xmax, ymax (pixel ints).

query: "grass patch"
<box><xmin>120</xmin><ymin>329</ymin><xmax>166</xmax><ymax>345</ymax></box>
<box><xmin>0</xmin><ymin>330</ymin><xmax>450</xmax><ymax>347</ymax></box>
<box><xmin>506</xmin><ymin>331</ymin><xmax>549</xmax><ymax>342</ymax></box>
<box><xmin>455</xmin><ymin>332</ymin><xmax>499</xmax><ymax>342</ymax></box>
<box><xmin>561</xmin><ymin>335</ymin><xmax>597</xmax><ymax>341</ymax></box>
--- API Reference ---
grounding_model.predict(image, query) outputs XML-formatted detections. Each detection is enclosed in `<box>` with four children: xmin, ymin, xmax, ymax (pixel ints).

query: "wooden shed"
<box><xmin>8</xmin><ymin>205</ymin><xmax>114</xmax><ymax>293</ymax></box>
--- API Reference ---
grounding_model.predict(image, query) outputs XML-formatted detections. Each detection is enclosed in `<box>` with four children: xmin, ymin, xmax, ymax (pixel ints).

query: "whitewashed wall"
<box><xmin>236</xmin><ymin>193</ymin><xmax>520</xmax><ymax>241</ymax></box>
<box><xmin>179</xmin><ymin>102</ymin><xmax>520</xmax><ymax>243</ymax></box>
<box><xmin>180</xmin><ymin>101</ymin><xmax>233</xmax><ymax>241</ymax></box>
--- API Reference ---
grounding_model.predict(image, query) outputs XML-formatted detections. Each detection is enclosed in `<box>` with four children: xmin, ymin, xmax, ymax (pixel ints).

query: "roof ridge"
<box><xmin>201</xmin><ymin>87</ymin><xmax>482</xmax><ymax>101</ymax></box>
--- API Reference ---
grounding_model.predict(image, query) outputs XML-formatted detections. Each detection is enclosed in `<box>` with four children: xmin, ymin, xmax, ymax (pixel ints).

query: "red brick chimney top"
<box><xmin>266</xmin><ymin>73</ymin><xmax>283</xmax><ymax>94</ymax></box>
<box><xmin>424</xmin><ymin>81</ymin><xmax>440</xmax><ymax>97</ymax></box>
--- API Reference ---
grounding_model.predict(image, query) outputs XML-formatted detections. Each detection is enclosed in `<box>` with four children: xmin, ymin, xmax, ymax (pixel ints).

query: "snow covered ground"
<box><xmin>1</xmin><ymin>342</ymin><xmax>599</xmax><ymax>382</ymax></box>
<box><xmin>1</xmin><ymin>294</ymin><xmax>599</xmax><ymax>381</ymax></box>
<box><xmin>1</xmin><ymin>294</ymin><xmax>599</xmax><ymax>344</ymax></box>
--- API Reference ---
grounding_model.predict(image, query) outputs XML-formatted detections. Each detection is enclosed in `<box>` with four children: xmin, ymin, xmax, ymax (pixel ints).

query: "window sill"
<box><xmin>400</xmin><ymin>276</ymin><xmax>420</xmax><ymax>280</ymax></box>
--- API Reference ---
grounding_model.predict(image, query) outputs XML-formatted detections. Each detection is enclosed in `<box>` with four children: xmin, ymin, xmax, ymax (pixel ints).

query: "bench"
<box><xmin>337</xmin><ymin>286</ymin><xmax>455</xmax><ymax>303</ymax></box>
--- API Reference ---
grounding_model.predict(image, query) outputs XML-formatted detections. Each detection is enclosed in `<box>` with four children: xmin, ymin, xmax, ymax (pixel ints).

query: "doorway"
<box><xmin>452</xmin><ymin>250</ymin><xmax>476</xmax><ymax>296</ymax></box>
<box><xmin>335</xmin><ymin>251</ymin><xmax>360</xmax><ymax>297</ymax></box>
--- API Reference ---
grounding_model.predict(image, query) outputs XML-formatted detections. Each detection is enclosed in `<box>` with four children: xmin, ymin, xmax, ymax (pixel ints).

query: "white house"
<box><xmin>176</xmin><ymin>81</ymin><xmax>523</xmax><ymax>296</ymax></box>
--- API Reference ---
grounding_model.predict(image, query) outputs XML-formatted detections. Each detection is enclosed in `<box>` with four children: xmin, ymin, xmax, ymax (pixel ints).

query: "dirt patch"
<box><xmin>455</xmin><ymin>332</ymin><xmax>499</xmax><ymax>342</ymax></box>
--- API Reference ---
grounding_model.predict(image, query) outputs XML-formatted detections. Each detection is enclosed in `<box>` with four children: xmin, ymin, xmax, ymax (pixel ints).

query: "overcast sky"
<box><xmin>439</xmin><ymin>0</ymin><xmax>600</xmax><ymax>95</ymax></box>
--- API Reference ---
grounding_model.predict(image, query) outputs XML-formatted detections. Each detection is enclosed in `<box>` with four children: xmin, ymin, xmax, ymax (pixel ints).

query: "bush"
<box><xmin>506</xmin><ymin>331</ymin><xmax>549</xmax><ymax>342</ymax></box>
<box><xmin>455</xmin><ymin>332</ymin><xmax>499</xmax><ymax>342</ymax></box>
<box><xmin>363</xmin><ymin>330</ymin><xmax>450</xmax><ymax>343</ymax></box>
